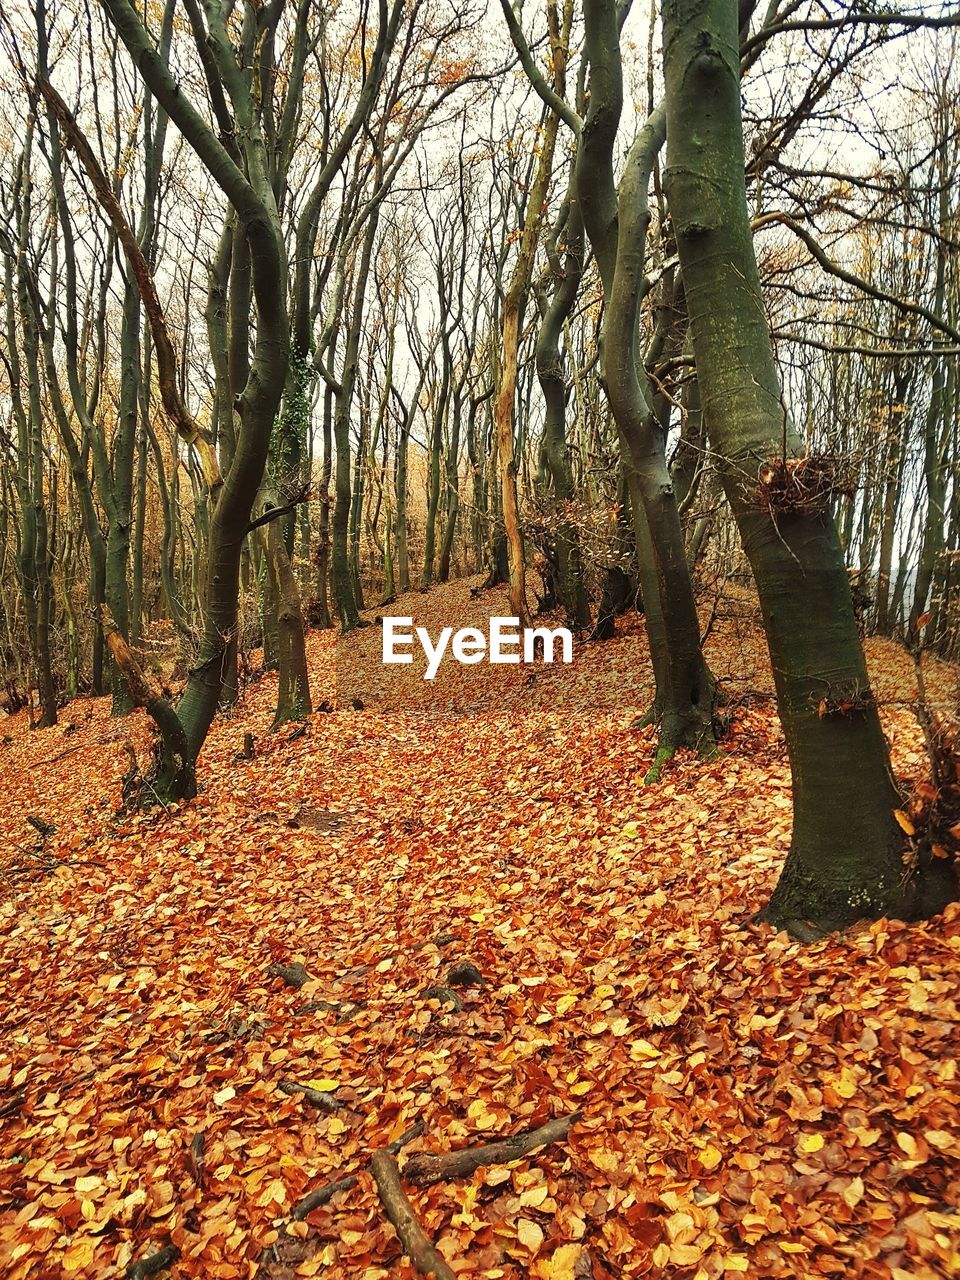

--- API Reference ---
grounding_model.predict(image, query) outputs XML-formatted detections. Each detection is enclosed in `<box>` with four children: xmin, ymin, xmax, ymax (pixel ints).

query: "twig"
<box><xmin>371</xmin><ymin>1150</ymin><xmax>456</xmax><ymax>1280</ymax></box>
<box><xmin>32</xmin><ymin>742</ymin><xmax>88</xmax><ymax>767</ymax></box>
<box><xmin>403</xmin><ymin>1109</ymin><xmax>581</xmax><ymax>1187</ymax></box>
<box><xmin>187</xmin><ymin>1131</ymin><xmax>205</xmax><ymax>1188</ymax></box>
<box><xmin>277</xmin><ymin>1079</ymin><xmax>345</xmax><ymax>1112</ymax></box>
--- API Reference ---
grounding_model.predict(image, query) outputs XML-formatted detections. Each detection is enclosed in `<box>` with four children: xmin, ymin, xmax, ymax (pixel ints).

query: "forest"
<box><xmin>0</xmin><ymin>0</ymin><xmax>959</xmax><ymax>1277</ymax></box>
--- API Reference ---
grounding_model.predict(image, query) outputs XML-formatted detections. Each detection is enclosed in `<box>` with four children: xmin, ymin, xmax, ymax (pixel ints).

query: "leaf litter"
<box><xmin>0</xmin><ymin>578</ymin><xmax>958</xmax><ymax>1279</ymax></box>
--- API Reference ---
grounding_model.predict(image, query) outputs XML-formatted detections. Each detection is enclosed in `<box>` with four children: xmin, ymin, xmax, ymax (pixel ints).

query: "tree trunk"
<box><xmin>535</xmin><ymin>193</ymin><xmax>591</xmax><ymax>628</ymax></box>
<box><xmin>313</xmin><ymin>384</ymin><xmax>335</xmax><ymax>628</ymax></box>
<box><xmin>494</xmin><ymin>50</ymin><xmax>568</xmax><ymax>623</ymax></box>
<box><xmin>576</xmin><ymin>0</ymin><xmax>715</xmax><ymax>763</ymax></box>
<box><xmin>661</xmin><ymin>0</ymin><xmax>955</xmax><ymax>929</ymax></box>
<box><xmin>261</xmin><ymin>514</ymin><xmax>311</xmax><ymax>725</ymax></box>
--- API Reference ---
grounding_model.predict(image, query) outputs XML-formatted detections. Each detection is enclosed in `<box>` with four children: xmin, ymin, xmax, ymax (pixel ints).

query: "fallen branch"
<box><xmin>277</xmin><ymin>1079</ymin><xmax>345</xmax><ymax>1113</ymax></box>
<box><xmin>30</xmin><ymin>742</ymin><xmax>89</xmax><ymax>767</ymax></box>
<box><xmin>403</xmin><ymin>1109</ymin><xmax>581</xmax><ymax>1186</ymax></box>
<box><xmin>292</xmin><ymin>1174</ymin><xmax>359</xmax><ymax>1222</ymax></box>
<box><xmin>291</xmin><ymin>1120</ymin><xmax>425</xmax><ymax>1221</ymax></box>
<box><xmin>371</xmin><ymin>1150</ymin><xmax>456</xmax><ymax>1280</ymax></box>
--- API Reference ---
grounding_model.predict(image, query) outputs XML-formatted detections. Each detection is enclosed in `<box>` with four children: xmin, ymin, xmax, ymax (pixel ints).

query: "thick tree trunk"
<box><xmin>101</xmin><ymin>607</ymin><xmax>193</xmax><ymax>801</ymax></box>
<box><xmin>260</xmin><ymin>514</ymin><xmax>311</xmax><ymax>725</ymax></box>
<box><xmin>260</xmin><ymin>350</ymin><xmax>312</xmax><ymax>712</ymax></box>
<box><xmin>661</xmin><ymin>0</ymin><xmax>955</xmax><ymax>929</ymax></box>
<box><xmin>605</xmin><ymin>108</ymin><xmax>715</xmax><ymax>768</ymax></box>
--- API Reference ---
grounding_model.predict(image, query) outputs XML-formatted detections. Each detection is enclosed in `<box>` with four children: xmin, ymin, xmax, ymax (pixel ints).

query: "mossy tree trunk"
<box><xmin>493</xmin><ymin>1</ymin><xmax>573</xmax><ymax>624</ymax></box>
<box><xmin>577</xmin><ymin>0</ymin><xmax>716</xmax><ymax>767</ymax></box>
<box><xmin>534</xmin><ymin>185</ymin><xmax>591</xmax><ymax>629</ymax></box>
<box><xmin>661</xmin><ymin>0</ymin><xmax>955</xmax><ymax>929</ymax></box>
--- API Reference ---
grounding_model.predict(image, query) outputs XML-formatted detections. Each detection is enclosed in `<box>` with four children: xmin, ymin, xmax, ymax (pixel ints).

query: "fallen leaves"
<box><xmin>797</xmin><ymin>1133</ymin><xmax>825</xmax><ymax>1154</ymax></box>
<box><xmin>1</xmin><ymin>579</ymin><xmax>959</xmax><ymax>1278</ymax></box>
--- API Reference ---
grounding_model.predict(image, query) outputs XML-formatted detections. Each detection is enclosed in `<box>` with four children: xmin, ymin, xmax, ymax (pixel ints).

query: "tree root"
<box><xmin>643</xmin><ymin>744</ymin><xmax>673</xmax><ymax>785</ymax></box>
<box><xmin>291</xmin><ymin>1120</ymin><xmax>425</xmax><ymax>1221</ymax></box>
<box><xmin>371</xmin><ymin>1150</ymin><xmax>456</xmax><ymax>1280</ymax></box>
<box><xmin>643</xmin><ymin>721</ymin><xmax>718</xmax><ymax>785</ymax></box>
<box><xmin>420</xmin><ymin>986</ymin><xmax>464</xmax><ymax>1011</ymax></box>
<box><xmin>126</xmin><ymin>1243</ymin><xmax>179</xmax><ymax>1279</ymax></box>
<box><xmin>268</xmin><ymin>962</ymin><xmax>311</xmax><ymax>989</ymax></box>
<box><xmin>27</xmin><ymin>815</ymin><xmax>56</xmax><ymax>839</ymax></box>
<box><xmin>631</xmin><ymin>703</ymin><xmax>657</xmax><ymax>731</ymax></box>
<box><xmin>752</xmin><ymin>908</ymin><xmax>828</xmax><ymax>942</ymax></box>
<box><xmin>446</xmin><ymin>960</ymin><xmax>485</xmax><ymax>987</ymax></box>
<box><xmin>403</xmin><ymin>1109</ymin><xmax>581</xmax><ymax>1187</ymax></box>
<box><xmin>273</xmin><ymin>1109</ymin><xmax>581</xmax><ymax>1278</ymax></box>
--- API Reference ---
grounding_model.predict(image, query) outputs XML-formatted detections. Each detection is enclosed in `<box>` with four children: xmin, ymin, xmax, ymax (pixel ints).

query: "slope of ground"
<box><xmin>0</xmin><ymin>579</ymin><xmax>958</xmax><ymax>1280</ymax></box>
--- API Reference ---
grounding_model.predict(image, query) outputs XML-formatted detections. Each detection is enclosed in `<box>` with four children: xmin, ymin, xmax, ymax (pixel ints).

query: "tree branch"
<box><xmin>36</xmin><ymin>77</ymin><xmax>221</xmax><ymax>489</ymax></box>
<box><xmin>402</xmin><ymin>1110</ymin><xmax>581</xmax><ymax>1187</ymax></box>
<box><xmin>97</xmin><ymin>0</ymin><xmax>266</xmax><ymax>228</ymax></box>
<box><xmin>742</xmin><ymin>7</ymin><xmax>960</xmax><ymax>59</ymax></box>
<box><xmin>245</xmin><ymin>486</ymin><xmax>311</xmax><ymax>535</ymax></box>
<box><xmin>498</xmin><ymin>0</ymin><xmax>582</xmax><ymax>137</ymax></box>
<box><xmin>370</xmin><ymin>1151</ymin><xmax>457</xmax><ymax>1280</ymax></box>
<box><xmin>755</xmin><ymin>212</ymin><xmax>960</xmax><ymax>346</ymax></box>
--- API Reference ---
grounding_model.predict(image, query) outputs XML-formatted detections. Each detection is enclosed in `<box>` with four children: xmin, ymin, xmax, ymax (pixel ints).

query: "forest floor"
<box><xmin>1</xmin><ymin>578</ymin><xmax>959</xmax><ymax>1280</ymax></box>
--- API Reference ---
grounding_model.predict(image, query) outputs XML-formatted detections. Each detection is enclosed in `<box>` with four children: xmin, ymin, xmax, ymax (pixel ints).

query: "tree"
<box><xmin>93</xmin><ymin>0</ymin><xmax>292</xmax><ymax>795</ymax></box>
<box><xmin>661</xmin><ymin>0</ymin><xmax>956</xmax><ymax>930</ymax></box>
<box><xmin>503</xmin><ymin>0</ymin><xmax>717</xmax><ymax>770</ymax></box>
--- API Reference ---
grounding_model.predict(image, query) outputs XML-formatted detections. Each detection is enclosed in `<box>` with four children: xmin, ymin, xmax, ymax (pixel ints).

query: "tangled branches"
<box><xmin>758</xmin><ymin>452</ymin><xmax>857</xmax><ymax>516</ymax></box>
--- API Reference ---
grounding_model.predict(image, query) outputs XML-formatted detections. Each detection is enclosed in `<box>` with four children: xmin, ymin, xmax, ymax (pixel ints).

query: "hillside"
<box><xmin>1</xmin><ymin>580</ymin><xmax>958</xmax><ymax>1280</ymax></box>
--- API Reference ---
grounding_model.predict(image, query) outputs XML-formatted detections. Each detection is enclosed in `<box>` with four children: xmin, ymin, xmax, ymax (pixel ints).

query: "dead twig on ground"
<box><xmin>371</xmin><ymin>1149</ymin><xmax>456</xmax><ymax>1280</ymax></box>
